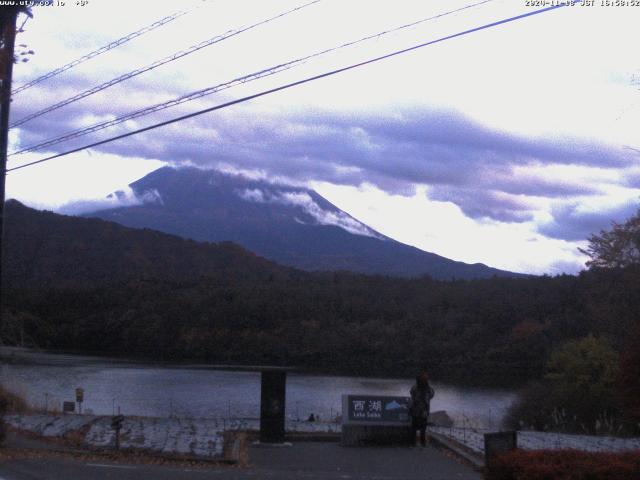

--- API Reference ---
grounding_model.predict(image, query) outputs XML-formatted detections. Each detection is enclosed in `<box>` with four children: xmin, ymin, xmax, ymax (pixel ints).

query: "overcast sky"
<box><xmin>5</xmin><ymin>0</ymin><xmax>640</xmax><ymax>274</ymax></box>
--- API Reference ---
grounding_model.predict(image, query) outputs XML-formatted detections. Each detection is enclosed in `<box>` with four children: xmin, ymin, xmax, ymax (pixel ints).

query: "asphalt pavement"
<box><xmin>0</xmin><ymin>433</ymin><xmax>481</xmax><ymax>480</ymax></box>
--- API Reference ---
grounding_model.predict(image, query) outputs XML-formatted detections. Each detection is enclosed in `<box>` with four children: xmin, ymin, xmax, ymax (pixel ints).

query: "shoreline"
<box><xmin>0</xmin><ymin>346</ymin><xmax>518</xmax><ymax>392</ymax></box>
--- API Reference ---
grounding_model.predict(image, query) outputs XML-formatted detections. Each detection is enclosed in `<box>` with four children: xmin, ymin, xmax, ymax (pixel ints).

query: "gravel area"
<box><xmin>3</xmin><ymin>414</ymin><xmax>341</xmax><ymax>458</ymax></box>
<box><xmin>5</xmin><ymin>415</ymin><xmax>225</xmax><ymax>457</ymax></box>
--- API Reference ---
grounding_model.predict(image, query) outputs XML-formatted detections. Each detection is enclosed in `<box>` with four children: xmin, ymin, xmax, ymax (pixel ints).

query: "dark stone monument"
<box><xmin>484</xmin><ymin>431</ymin><xmax>517</xmax><ymax>463</ymax></box>
<box><xmin>260</xmin><ymin>369</ymin><xmax>287</xmax><ymax>443</ymax></box>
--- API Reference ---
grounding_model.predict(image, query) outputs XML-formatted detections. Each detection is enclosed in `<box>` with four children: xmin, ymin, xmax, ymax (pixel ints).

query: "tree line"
<box><xmin>3</xmin><ymin>266</ymin><xmax>639</xmax><ymax>388</ymax></box>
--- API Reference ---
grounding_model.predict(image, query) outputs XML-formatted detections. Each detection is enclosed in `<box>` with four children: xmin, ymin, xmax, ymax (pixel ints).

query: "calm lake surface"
<box><xmin>0</xmin><ymin>348</ymin><xmax>516</xmax><ymax>428</ymax></box>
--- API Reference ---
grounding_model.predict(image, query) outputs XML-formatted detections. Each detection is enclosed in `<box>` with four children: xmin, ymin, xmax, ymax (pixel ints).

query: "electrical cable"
<box><xmin>10</xmin><ymin>0</ymin><xmax>494</xmax><ymax>156</ymax></box>
<box><xmin>7</xmin><ymin>2</ymin><xmax>575</xmax><ymax>173</ymax></box>
<box><xmin>11</xmin><ymin>0</ymin><xmax>210</xmax><ymax>95</ymax></box>
<box><xmin>9</xmin><ymin>0</ymin><xmax>321</xmax><ymax>128</ymax></box>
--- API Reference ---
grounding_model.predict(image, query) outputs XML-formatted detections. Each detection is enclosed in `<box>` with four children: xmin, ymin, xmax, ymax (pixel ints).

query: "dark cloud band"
<box><xmin>10</xmin><ymin>92</ymin><xmax>637</xmax><ymax>240</ymax></box>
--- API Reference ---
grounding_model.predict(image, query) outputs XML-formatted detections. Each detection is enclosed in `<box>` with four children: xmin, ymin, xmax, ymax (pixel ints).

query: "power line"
<box><xmin>7</xmin><ymin>2</ymin><xmax>575</xmax><ymax>173</ymax></box>
<box><xmin>11</xmin><ymin>1</ymin><xmax>209</xmax><ymax>95</ymax></box>
<box><xmin>17</xmin><ymin>11</ymin><xmax>30</xmax><ymax>33</ymax></box>
<box><xmin>9</xmin><ymin>64</ymin><xmax>301</xmax><ymax>156</ymax></box>
<box><xmin>10</xmin><ymin>0</ymin><xmax>495</xmax><ymax>157</ymax></box>
<box><xmin>9</xmin><ymin>0</ymin><xmax>321</xmax><ymax>128</ymax></box>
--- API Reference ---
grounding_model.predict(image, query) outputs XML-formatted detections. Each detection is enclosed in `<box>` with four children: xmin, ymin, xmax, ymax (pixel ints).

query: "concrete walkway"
<box><xmin>248</xmin><ymin>441</ymin><xmax>481</xmax><ymax>479</ymax></box>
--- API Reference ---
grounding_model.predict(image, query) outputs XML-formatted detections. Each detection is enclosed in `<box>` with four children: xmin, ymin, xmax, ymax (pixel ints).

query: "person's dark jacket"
<box><xmin>409</xmin><ymin>384</ymin><xmax>435</xmax><ymax>420</ymax></box>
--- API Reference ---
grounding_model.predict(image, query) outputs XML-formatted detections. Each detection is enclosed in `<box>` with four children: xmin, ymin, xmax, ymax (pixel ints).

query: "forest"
<box><xmin>3</xmin><ymin>266</ymin><xmax>638</xmax><ymax>384</ymax></box>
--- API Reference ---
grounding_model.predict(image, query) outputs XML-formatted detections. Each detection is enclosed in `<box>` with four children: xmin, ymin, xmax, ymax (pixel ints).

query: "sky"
<box><xmin>5</xmin><ymin>0</ymin><xmax>640</xmax><ymax>275</ymax></box>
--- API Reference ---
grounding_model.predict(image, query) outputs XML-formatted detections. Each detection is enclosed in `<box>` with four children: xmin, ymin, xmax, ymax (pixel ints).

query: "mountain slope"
<box><xmin>2</xmin><ymin>200</ymin><xmax>290</xmax><ymax>288</ymax></box>
<box><xmin>83</xmin><ymin>167</ymin><xmax>520</xmax><ymax>279</ymax></box>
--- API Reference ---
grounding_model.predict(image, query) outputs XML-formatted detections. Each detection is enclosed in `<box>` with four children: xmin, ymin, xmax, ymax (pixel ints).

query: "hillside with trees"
<box><xmin>2</xmin><ymin>199</ymin><xmax>289</xmax><ymax>288</ymax></box>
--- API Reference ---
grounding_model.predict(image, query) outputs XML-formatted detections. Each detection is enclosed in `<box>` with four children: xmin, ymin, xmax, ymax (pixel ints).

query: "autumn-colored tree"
<box><xmin>580</xmin><ymin>208</ymin><xmax>640</xmax><ymax>268</ymax></box>
<box><xmin>545</xmin><ymin>335</ymin><xmax>620</xmax><ymax>431</ymax></box>
<box><xmin>507</xmin><ymin>336</ymin><xmax>622</xmax><ymax>433</ymax></box>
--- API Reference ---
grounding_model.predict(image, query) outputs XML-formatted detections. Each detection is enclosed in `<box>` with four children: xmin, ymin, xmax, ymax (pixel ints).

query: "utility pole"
<box><xmin>0</xmin><ymin>5</ymin><xmax>21</xmax><ymax>444</ymax></box>
<box><xmin>0</xmin><ymin>6</ymin><xmax>21</xmax><ymax>339</ymax></box>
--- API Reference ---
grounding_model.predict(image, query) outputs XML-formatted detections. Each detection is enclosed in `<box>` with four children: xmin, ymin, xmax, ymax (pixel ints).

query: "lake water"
<box><xmin>0</xmin><ymin>347</ymin><xmax>516</xmax><ymax>428</ymax></box>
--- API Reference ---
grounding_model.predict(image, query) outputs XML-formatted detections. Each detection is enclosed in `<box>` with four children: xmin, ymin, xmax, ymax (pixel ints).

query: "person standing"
<box><xmin>409</xmin><ymin>371</ymin><xmax>435</xmax><ymax>447</ymax></box>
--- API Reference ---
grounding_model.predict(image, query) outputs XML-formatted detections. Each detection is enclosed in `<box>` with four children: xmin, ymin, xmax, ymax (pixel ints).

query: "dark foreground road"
<box><xmin>0</xmin><ymin>439</ymin><xmax>480</xmax><ymax>480</ymax></box>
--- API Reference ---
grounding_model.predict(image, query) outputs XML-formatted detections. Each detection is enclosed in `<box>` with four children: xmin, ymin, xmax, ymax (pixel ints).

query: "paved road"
<box><xmin>0</xmin><ymin>439</ymin><xmax>480</xmax><ymax>480</ymax></box>
<box><xmin>249</xmin><ymin>442</ymin><xmax>481</xmax><ymax>479</ymax></box>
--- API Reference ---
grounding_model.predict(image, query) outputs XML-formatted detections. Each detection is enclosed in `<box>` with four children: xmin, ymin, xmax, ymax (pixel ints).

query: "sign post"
<box><xmin>62</xmin><ymin>401</ymin><xmax>75</xmax><ymax>414</ymax></box>
<box><xmin>75</xmin><ymin>388</ymin><xmax>84</xmax><ymax>414</ymax></box>
<box><xmin>111</xmin><ymin>415</ymin><xmax>124</xmax><ymax>450</ymax></box>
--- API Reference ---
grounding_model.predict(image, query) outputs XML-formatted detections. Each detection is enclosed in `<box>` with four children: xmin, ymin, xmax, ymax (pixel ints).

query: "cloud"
<box><xmin>621</xmin><ymin>163</ymin><xmax>640</xmax><ymax>189</ymax></box>
<box><xmin>427</xmin><ymin>187</ymin><xmax>536</xmax><ymax>223</ymax></box>
<box><xmin>58</xmin><ymin>186</ymin><xmax>162</xmax><ymax>215</ymax></box>
<box><xmin>538</xmin><ymin>201</ymin><xmax>639</xmax><ymax>241</ymax></box>
<box><xmin>276</xmin><ymin>191</ymin><xmax>384</xmax><ymax>239</ymax></box>
<box><xmin>546</xmin><ymin>259</ymin><xmax>587</xmax><ymax>276</ymax></box>
<box><xmin>235</xmin><ymin>187</ymin><xmax>383</xmax><ymax>239</ymax></box>
<box><xmin>236</xmin><ymin>188</ymin><xmax>266</xmax><ymax>203</ymax></box>
<box><xmin>10</xmin><ymin>90</ymin><xmax>637</xmax><ymax>238</ymax></box>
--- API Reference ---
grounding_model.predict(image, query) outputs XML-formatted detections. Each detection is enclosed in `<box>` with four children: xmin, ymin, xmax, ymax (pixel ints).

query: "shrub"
<box><xmin>506</xmin><ymin>336</ymin><xmax>624</xmax><ymax>434</ymax></box>
<box><xmin>484</xmin><ymin>449</ymin><xmax>640</xmax><ymax>480</ymax></box>
<box><xmin>545</xmin><ymin>336</ymin><xmax>619</xmax><ymax>422</ymax></box>
<box><xmin>0</xmin><ymin>384</ymin><xmax>29</xmax><ymax>414</ymax></box>
<box><xmin>617</xmin><ymin>325</ymin><xmax>640</xmax><ymax>434</ymax></box>
<box><xmin>505</xmin><ymin>381</ymin><xmax>555</xmax><ymax>431</ymax></box>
